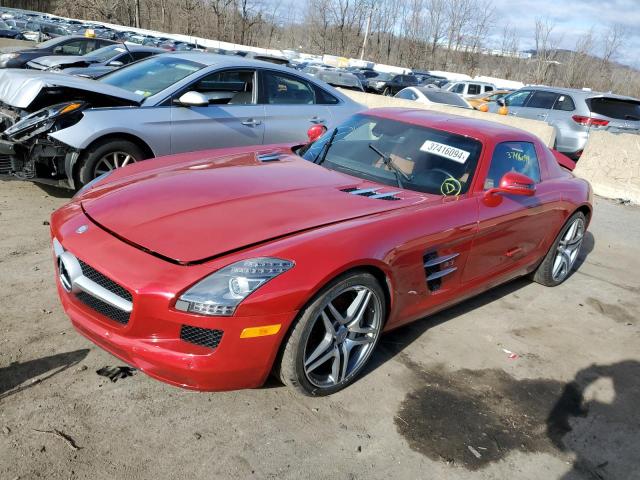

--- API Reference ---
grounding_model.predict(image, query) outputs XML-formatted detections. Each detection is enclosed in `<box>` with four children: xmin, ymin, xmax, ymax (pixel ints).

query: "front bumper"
<box><xmin>52</xmin><ymin>205</ymin><xmax>298</xmax><ymax>391</ymax></box>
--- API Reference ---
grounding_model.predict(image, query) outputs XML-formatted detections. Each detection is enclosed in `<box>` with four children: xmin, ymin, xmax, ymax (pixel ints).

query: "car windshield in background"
<box><xmin>588</xmin><ymin>97</ymin><xmax>640</xmax><ymax>121</ymax></box>
<box><xmin>300</xmin><ymin>114</ymin><xmax>483</xmax><ymax>195</ymax></box>
<box><xmin>85</xmin><ymin>44</ymin><xmax>124</xmax><ymax>62</ymax></box>
<box><xmin>420</xmin><ymin>89</ymin><xmax>470</xmax><ymax>107</ymax></box>
<box><xmin>374</xmin><ymin>73</ymin><xmax>393</xmax><ymax>81</ymax></box>
<box><xmin>98</xmin><ymin>56</ymin><xmax>204</xmax><ymax>97</ymax></box>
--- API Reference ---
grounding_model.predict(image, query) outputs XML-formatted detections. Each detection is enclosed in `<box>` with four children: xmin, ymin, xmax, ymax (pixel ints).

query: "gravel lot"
<box><xmin>1</xmin><ymin>177</ymin><xmax>639</xmax><ymax>480</ymax></box>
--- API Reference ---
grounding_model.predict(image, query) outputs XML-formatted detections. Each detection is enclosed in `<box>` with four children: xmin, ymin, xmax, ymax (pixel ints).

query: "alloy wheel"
<box><xmin>94</xmin><ymin>151</ymin><xmax>137</xmax><ymax>177</ymax></box>
<box><xmin>303</xmin><ymin>285</ymin><xmax>383</xmax><ymax>388</ymax></box>
<box><xmin>552</xmin><ymin>217</ymin><xmax>585</xmax><ymax>282</ymax></box>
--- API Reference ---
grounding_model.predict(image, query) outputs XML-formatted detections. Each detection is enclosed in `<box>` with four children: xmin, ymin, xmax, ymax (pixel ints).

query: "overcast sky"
<box><xmin>486</xmin><ymin>0</ymin><xmax>640</xmax><ymax>67</ymax></box>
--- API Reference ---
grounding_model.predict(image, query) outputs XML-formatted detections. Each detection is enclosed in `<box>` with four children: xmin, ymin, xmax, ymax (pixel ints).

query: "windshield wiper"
<box><xmin>368</xmin><ymin>143</ymin><xmax>411</xmax><ymax>189</ymax></box>
<box><xmin>316</xmin><ymin>127</ymin><xmax>338</xmax><ymax>165</ymax></box>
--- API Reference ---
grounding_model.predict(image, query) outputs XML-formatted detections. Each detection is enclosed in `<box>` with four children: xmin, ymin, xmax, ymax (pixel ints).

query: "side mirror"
<box><xmin>497</xmin><ymin>98</ymin><xmax>506</xmax><ymax>107</ymax></box>
<box><xmin>307</xmin><ymin>124</ymin><xmax>327</xmax><ymax>143</ymax></box>
<box><xmin>176</xmin><ymin>91</ymin><xmax>209</xmax><ymax>107</ymax></box>
<box><xmin>108</xmin><ymin>60</ymin><xmax>123</xmax><ymax>67</ymax></box>
<box><xmin>53</xmin><ymin>46</ymin><xmax>63</xmax><ymax>54</ymax></box>
<box><xmin>484</xmin><ymin>172</ymin><xmax>535</xmax><ymax>203</ymax></box>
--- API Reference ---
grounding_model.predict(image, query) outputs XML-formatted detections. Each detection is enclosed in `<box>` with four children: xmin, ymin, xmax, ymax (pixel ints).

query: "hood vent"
<box><xmin>257</xmin><ymin>152</ymin><xmax>281</xmax><ymax>162</ymax></box>
<box><xmin>341</xmin><ymin>187</ymin><xmax>401</xmax><ymax>201</ymax></box>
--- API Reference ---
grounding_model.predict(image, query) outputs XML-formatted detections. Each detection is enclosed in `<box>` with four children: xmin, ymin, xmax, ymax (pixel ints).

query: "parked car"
<box><xmin>0</xmin><ymin>53</ymin><xmax>362</xmax><ymax>187</ymax></box>
<box><xmin>50</xmin><ymin>108</ymin><xmax>592</xmax><ymax>395</ymax></box>
<box><xmin>314</xmin><ymin>69</ymin><xmax>364</xmax><ymax>92</ymax></box>
<box><xmin>444</xmin><ymin>80</ymin><xmax>496</xmax><ymax>98</ymax></box>
<box><xmin>394</xmin><ymin>87</ymin><xmax>473</xmax><ymax>109</ymax></box>
<box><xmin>0</xmin><ymin>19</ymin><xmax>25</xmax><ymax>39</ymax></box>
<box><xmin>368</xmin><ymin>73</ymin><xmax>420</xmax><ymax>96</ymax></box>
<box><xmin>0</xmin><ymin>35</ymin><xmax>117</xmax><ymax>68</ymax></box>
<box><xmin>26</xmin><ymin>44</ymin><xmax>164</xmax><ymax>77</ymax></box>
<box><xmin>466</xmin><ymin>89</ymin><xmax>513</xmax><ymax>109</ymax></box>
<box><xmin>492</xmin><ymin>86</ymin><xmax>640</xmax><ymax>159</ymax></box>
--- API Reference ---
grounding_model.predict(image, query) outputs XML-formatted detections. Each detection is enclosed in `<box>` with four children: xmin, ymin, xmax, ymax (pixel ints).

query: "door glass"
<box><xmin>484</xmin><ymin>85</ymin><xmax>494</xmax><ymax>92</ymax></box>
<box><xmin>484</xmin><ymin>141</ymin><xmax>541</xmax><ymax>189</ymax></box>
<box><xmin>59</xmin><ymin>40</ymin><xmax>86</xmax><ymax>55</ymax></box>
<box><xmin>191</xmin><ymin>70</ymin><xmax>255</xmax><ymax>105</ymax></box>
<box><xmin>467</xmin><ymin>84</ymin><xmax>481</xmax><ymax>95</ymax></box>
<box><xmin>504</xmin><ymin>90</ymin><xmax>532</xmax><ymax>107</ymax></box>
<box><xmin>262</xmin><ymin>71</ymin><xmax>315</xmax><ymax>104</ymax></box>
<box><xmin>553</xmin><ymin>95</ymin><xmax>576</xmax><ymax>111</ymax></box>
<box><xmin>451</xmin><ymin>83</ymin><xmax>465</xmax><ymax>94</ymax></box>
<box><xmin>527</xmin><ymin>91</ymin><xmax>559</xmax><ymax>109</ymax></box>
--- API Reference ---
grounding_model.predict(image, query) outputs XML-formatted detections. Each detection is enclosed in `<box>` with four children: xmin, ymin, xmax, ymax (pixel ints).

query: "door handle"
<box><xmin>241</xmin><ymin>118</ymin><xmax>262</xmax><ymax>127</ymax></box>
<box><xmin>309</xmin><ymin>116</ymin><xmax>326</xmax><ymax>124</ymax></box>
<box><xmin>536</xmin><ymin>114</ymin><xmax>547</xmax><ymax>119</ymax></box>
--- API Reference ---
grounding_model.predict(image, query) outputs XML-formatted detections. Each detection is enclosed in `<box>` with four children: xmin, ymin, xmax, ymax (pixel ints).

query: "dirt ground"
<box><xmin>1</xmin><ymin>177</ymin><xmax>639</xmax><ymax>480</ymax></box>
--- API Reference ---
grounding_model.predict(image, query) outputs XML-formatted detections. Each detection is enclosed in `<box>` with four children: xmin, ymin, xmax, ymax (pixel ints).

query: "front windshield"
<box><xmin>300</xmin><ymin>114</ymin><xmax>483</xmax><ymax>196</ymax></box>
<box><xmin>373</xmin><ymin>73</ymin><xmax>393</xmax><ymax>81</ymax></box>
<box><xmin>98</xmin><ymin>56</ymin><xmax>204</xmax><ymax>97</ymax></box>
<box><xmin>86</xmin><ymin>44</ymin><xmax>124</xmax><ymax>62</ymax></box>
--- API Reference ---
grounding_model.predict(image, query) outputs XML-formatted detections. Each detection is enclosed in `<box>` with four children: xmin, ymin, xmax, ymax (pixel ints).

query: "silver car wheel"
<box><xmin>552</xmin><ymin>217</ymin><xmax>585</xmax><ymax>282</ymax></box>
<box><xmin>94</xmin><ymin>151</ymin><xmax>137</xmax><ymax>177</ymax></box>
<box><xmin>303</xmin><ymin>285</ymin><xmax>382</xmax><ymax>388</ymax></box>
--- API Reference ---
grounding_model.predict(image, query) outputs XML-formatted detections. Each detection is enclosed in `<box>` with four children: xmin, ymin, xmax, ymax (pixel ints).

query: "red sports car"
<box><xmin>51</xmin><ymin>108</ymin><xmax>592</xmax><ymax>395</ymax></box>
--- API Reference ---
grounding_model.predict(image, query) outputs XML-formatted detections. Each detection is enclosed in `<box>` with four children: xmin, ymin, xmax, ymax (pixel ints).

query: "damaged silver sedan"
<box><xmin>0</xmin><ymin>52</ymin><xmax>361</xmax><ymax>188</ymax></box>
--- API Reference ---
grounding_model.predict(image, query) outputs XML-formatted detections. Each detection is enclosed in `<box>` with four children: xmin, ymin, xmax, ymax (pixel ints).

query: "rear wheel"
<box><xmin>383</xmin><ymin>87</ymin><xmax>392</xmax><ymax>96</ymax></box>
<box><xmin>532</xmin><ymin>212</ymin><xmax>586</xmax><ymax>286</ymax></box>
<box><xmin>277</xmin><ymin>272</ymin><xmax>386</xmax><ymax>396</ymax></box>
<box><xmin>77</xmin><ymin>138</ymin><xmax>146</xmax><ymax>187</ymax></box>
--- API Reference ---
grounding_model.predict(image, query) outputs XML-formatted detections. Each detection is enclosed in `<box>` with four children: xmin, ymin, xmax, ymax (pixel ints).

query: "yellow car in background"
<box><xmin>467</xmin><ymin>90</ymin><xmax>513</xmax><ymax>110</ymax></box>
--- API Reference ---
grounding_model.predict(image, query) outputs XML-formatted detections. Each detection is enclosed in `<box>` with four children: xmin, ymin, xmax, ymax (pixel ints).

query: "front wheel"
<box><xmin>76</xmin><ymin>139</ymin><xmax>146</xmax><ymax>187</ymax></box>
<box><xmin>532</xmin><ymin>211</ymin><xmax>586</xmax><ymax>286</ymax></box>
<box><xmin>277</xmin><ymin>272</ymin><xmax>386</xmax><ymax>396</ymax></box>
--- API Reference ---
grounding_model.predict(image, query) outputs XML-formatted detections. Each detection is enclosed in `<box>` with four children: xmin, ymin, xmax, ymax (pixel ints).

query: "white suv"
<box><xmin>444</xmin><ymin>81</ymin><xmax>496</xmax><ymax>98</ymax></box>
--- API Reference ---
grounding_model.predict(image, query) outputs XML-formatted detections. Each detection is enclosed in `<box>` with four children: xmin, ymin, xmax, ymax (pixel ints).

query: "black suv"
<box><xmin>367</xmin><ymin>74</ymin><xmax>420</xmax><ymax>96</ymax></box>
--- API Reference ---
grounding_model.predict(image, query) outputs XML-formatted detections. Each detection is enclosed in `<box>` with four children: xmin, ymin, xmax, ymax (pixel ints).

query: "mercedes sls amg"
<box><xmin>50</xmin><ymin>108</ymin><xmax>592</xmax><ymax>395</ymax></box>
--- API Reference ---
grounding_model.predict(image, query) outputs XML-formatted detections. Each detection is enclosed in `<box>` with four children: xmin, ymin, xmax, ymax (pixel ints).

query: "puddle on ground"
<box><xmin>394</xmin><ymin>357</ymin><xmax>585</xmax><ymax>470</ymax></box>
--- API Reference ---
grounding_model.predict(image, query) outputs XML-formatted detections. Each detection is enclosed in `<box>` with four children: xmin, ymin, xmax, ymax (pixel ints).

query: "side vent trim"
<box><xmin>257</xmin><ymin>153</ymin><xmax>281</xmax><ymax>162</ymax></box>
<box><xmin>424</xmin><ymin>253</ymin><xmax>459</xmax><ymax>268</ymax></box>
<box><xmin>426</xmin><ymin>267</ymin><xmax>457</xmax><ymax>281</ymax></box>
<box><xmin>423</xmin><ymin>251</ymin><xmax>459</xmax><ymax>292</ymax></box>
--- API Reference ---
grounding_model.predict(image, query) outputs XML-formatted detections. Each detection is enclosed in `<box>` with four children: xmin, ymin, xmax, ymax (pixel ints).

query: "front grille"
<box><xmin>180</xmin><ymin>325</ymin><xmax>223</xmax><ymax>350</ymax></box>
<box><xmin>78</xmin><ymin>259</ymin><xmax>132</xmax><ymax>302</ymax></box>
<box><xmin>76</xmin><ymin>291</ymin><xmax>131</xmax><ymax>325</ymax></box>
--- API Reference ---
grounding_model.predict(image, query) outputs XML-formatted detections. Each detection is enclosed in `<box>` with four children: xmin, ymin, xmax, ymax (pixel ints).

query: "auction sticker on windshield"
<box><xmin>420</xmin><ymin>140</ymin><xmax>470</xmax><ymax>164</ymax></box>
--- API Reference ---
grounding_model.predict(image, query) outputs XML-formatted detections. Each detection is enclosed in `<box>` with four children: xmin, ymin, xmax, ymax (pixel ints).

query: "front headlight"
<box><xmin>4</xmin><ymin>102</ymin><xmax>85</xmax><ymax>139</ymax></box>
<box><xmin>0</xmin><ymin>53</ymin><xmax>19</xmax><ymax>61</ymax></box>
<box><xmin>175</xmin><ymin>257</ymin><xmax>294</xmax><ymax>316</ymax></box>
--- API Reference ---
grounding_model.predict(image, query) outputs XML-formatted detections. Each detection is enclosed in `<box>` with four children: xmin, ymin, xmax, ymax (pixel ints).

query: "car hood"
<box><xmin>81</xmin><ymin>147</ymin><xmax>423</xmax><ymax>264</ymax></box>
<box><xmin>0</xmin><ymin>69</ymin><xmax>143</xmax><ymax>109</ymax></box>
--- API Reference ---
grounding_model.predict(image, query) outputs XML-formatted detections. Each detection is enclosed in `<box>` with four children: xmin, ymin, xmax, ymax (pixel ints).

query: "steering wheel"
<box><xmin>429</xmin><ymin>168</ymin><xmax>456</xmax><ymax>181</ymax></box>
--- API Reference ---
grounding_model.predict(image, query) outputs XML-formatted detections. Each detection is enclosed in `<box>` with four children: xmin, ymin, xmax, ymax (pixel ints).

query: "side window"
<box><xmin>553</xmin><ymin>94</ymin><xmax>576</xmax><ymax>111</ymax></box>
<box><xmin>451</xmin><ymin>83</ymin><xmax>465</xmax><ymax>94</ymax></box>
<box><xmin>485</xmin><ymin>141</ymin><xmax>541</xmax><ymax>189</ymax></box>
<box><xmin>527</xmin><ymin>91</ymin><xmax>559</xmax><ymax>109</ymax></box>
<box><xmin>396</xmin><ymin>89</ymin><xmax>414</xmax><ymax>100</ymax></box>
<box><xmin>189</xmin><ymin>69</ymin><xmax>255</xmax><ymax>105</ymax></box>
<box><xmin>505</xmin><ymin>90</ymin><xmax>532</xmax><ymax>107</ymax></box>
<box><xmin>484</xmin><ymin>85</ymin><xmax>494</xmax><ymax>92</ymax></box>
<box><xmin>467</xmin><ymin>84</ymin><xmax>481</xmax><ymax>95</ymax></box>
<box><xmin>262</xmin><ymin>71</ymin><xmax>315</xmax><ymax>105</ymax></box>
<box><xmin>58</xmin><ymin>40</ymin><xmax>86</xmax><ymax>55</ymax></box>
<box><xmin>132</xmin><ymin>51</ymin><xmax>154</xmax><ymax>61</ymax></box>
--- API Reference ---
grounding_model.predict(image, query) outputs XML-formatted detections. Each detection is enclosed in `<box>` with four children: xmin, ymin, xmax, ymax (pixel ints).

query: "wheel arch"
<box><xmin>70</xmin><ymin>133</ymin><xmax>156</xmax><ymax>186</ymax></box>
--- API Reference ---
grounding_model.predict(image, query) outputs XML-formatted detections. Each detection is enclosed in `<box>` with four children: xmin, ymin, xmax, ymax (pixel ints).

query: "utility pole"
<box><xmin>360</xmin><ymin>3</ymin><xmax>374</xmax><ymax>60</ymax></box>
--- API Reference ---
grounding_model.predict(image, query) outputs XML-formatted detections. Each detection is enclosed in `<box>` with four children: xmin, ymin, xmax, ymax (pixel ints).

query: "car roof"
<box><xmin>159</xmin><ymin>51</ymin><xmax>299</xmax><ymax>70</ymax></box>
<box><xmin>364</xmin><ymin>108</ymin><xmax>538</xmax><ymax>144</ymax></box>
<box><xmin>522</xmin><ymin>85</ymin><xmax>639</xmax><ymax>101</ymax></box>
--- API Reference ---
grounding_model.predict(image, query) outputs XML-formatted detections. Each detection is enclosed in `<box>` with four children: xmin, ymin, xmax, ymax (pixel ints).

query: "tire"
<box><xmin>277</xmin><ymin>271</ymin><xmax>387</xmax><ymax>396</ymax></box>
<box><xmin>383</xmin><ymin>87</ymin><xmax>392</xmax><ymax>96</ymax></box>
<box><xmin>76</xmin><ymin>138</ymin><xmax>146</xmax><ymax>187</ymax></box>
<box><xmin>532</xmin><ymin>211</ymin><xmax>586</xmax><ymax>287</ymax></box>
